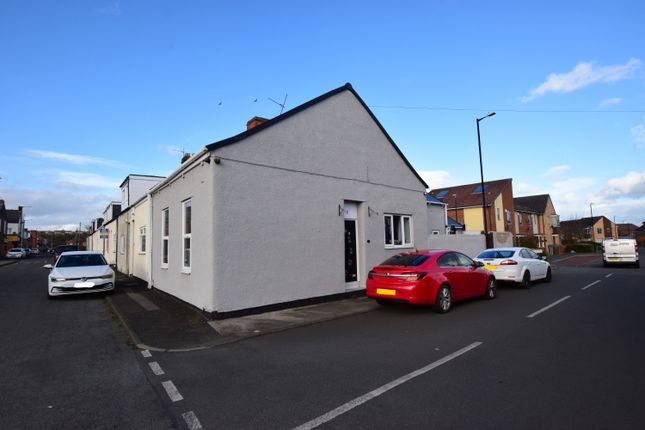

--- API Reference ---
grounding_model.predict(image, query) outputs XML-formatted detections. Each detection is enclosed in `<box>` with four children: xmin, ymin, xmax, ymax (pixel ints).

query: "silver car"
<box><xmin>6</xmin><ymin>248</ymin><xmax>26</xmax><ymax>258</ymax></box>
<box><xmin>44</xmin><ymin>251</ymin><xmax>115</xmax><ymax>298</ymax></box>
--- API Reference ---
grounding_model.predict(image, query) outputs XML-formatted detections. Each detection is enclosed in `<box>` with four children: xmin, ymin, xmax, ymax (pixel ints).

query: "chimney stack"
<box><xmin>181</xmin><ymin>152</ymin><xmax>191</xmax><ymax>164</ymax></box>
<box><xmin>246</xmin><ymin>116</ymin><xmax>268</xmax><ymax>130</ymax></box>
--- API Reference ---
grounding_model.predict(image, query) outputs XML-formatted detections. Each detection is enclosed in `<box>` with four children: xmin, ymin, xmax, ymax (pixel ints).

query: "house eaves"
<box><xmin>205</xmin><ymin>82</ymin><xmax>428</xmax><ymax>189</ymax></box>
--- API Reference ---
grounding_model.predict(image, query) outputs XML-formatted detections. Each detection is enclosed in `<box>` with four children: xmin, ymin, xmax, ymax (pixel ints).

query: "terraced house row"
<box><xmin>85</xmin><ymin>83</ymin><xmax>565</xmax><ymax>317</ymax></box>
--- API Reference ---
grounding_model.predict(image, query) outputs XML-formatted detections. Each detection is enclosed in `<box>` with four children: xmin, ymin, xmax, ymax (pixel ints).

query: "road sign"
<box><xmin>100</xmin><ymin>228</ymin><xmax>109</xmax><ymax>239</ymax></box>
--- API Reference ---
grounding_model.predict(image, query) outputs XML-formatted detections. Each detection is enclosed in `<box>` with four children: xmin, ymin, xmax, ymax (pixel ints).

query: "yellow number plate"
<box><xmin>376</xmin><ymin>288</ymin><xmax>396</xmax><ymax>296</ymax></box>
<box><xmin>484</xmin><ymin>265</ymin><xmax>498</xmax><ymax>270</ymax></box>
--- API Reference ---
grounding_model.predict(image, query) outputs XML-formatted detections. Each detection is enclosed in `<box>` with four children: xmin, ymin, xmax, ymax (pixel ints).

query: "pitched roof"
<box><xmin>428</xmin><ymin>178</ymin><xmax>513</xmax><ymax>209</ymax></box>
<box><xmin>560</xmin><ymin>216</ymin><xmax>605</xmax><ymax>228</ymax></box>
<box><xmin>447</xmin><ymin>216</ymin><xmax>464</xmax><ymax>228</ymax></box>
<box><xmin>205</xmin><ymin>83</ymin><xmax>427</xmax><ymax>189</ymax></box>
<box><xmin>513</xmin><ymin>194</ymin><xmax>550</xmax><ymax>213</ymax></box>
<box><xmin>425</xmin><ymin>194</ymin><xmax>446</xmax><ymax>205</ymax></box>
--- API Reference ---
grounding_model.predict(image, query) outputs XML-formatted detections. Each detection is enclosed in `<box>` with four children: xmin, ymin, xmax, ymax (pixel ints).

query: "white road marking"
<box><xmin>162</xmin><ymin>380</ymin><xmax>184</xmax><ymax>402</ymax></box>
<box><xmin>527</xmin><ymin>296</ymin><xmax>571</xmax><ymax>318</ymax></box>
<box><xmin>182</xmin><ymin>411</ymin><xmax>203</xmax><ymax>430</ymax></box>
<box><xmin>605</xmin><ymin>273</ymin><xmax>613</xmax><ymax>278</ymax></box>
<box><xmin>141</xmin><ymin>350</ymin><xmax>152</xmax><ymax>358</ymax></box>
<box><xmin>292</xmin><ymin>342</ymin><xmax>482</xmax><ymax>430</ymax></box>
<box><xmin>149</xmin><ymin>361</ymin><xmax>165</xmax><ymax>375</ymax></box>
<box><xmin>582</xmin><ymin>280</ymin><xmax>601</xmax><ymax>290</ymax></box>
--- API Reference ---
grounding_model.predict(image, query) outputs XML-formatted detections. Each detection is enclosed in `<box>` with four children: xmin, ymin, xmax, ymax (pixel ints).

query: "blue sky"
<box><xmin>1</xmin><ymin>0</ymin><xmax>644</xmax><ymax>230</ymax></box>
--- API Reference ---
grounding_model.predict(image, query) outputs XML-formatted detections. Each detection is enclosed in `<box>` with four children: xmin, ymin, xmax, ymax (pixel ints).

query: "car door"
<box><xmin>455</xmin><ymin>252</ymin><xmax>485</xmax><ymax>297</ymax></box>
<box><xmin>436</xmin><ymin>253</ymin><xmax>467</xmax><ymax>300</ymax></box>
<box><xmin>527</xmin><ymin>249</ymin><xmax>547</xmax><ymax>278</ymax></box>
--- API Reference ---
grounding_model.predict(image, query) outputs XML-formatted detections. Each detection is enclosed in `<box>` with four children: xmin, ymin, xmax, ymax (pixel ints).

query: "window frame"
<box><xmin>139</xmin><ymin>226</ymin><xmax>146</xmax><ymax>254</ymax></box>
<box><xmin>161</xmin><ymin>208</ymin><xmax>169</xmax><ymax>269</ymax></box>
<box><xmin>384</xmin><ymin>214</ymin><xmax>414</xmax><ymax>249</ymax></box>
<box><xmin>182</xmin><ymin>199</ymin><xmax>192</xmax><ymax>273</ymax></box>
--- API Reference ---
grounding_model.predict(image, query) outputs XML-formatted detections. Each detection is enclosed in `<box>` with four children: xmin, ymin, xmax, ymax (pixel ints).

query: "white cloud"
<box><xmin>418</xmin><ymin>170</ymin><xmax>455</xmax><ymax>190</ymax></box>
<box><xmin>27</xmin><ymin>150</ymin><xmax>128</xmax><ymax>168</ymax></box>
<box><xmin>522</xmin><ymin>58</ymin><xmax>640</xmax><ymax>102</ymax></box>
<box><xmin>631</xmin><ymin>116</ymin><xmax>645</xmax><ymax>148</ymax></box>
<box><xmin>0</xmin><ymin>187</ymin><xmax>118</xmax><ymax>230</ymax></box>
<box><xmin>542</xmin><ymin>164</ymin><xmax>571</xmax><ymax>177</ymax></box>
<box><xmin>599</xmin><ymin>97</ymin><xmax>623</xmax><ymax>108</ymax></box>
<box><xmin>514</xmin><ymin>182</ymin><xmax>545</xmax><ymax>196</ymax></box>
<box><xmin>599</xmin><ymin>170</ymin><xmax>645</xmax><ymax>199</ymax></box>
<box><xmin>55</xmin><ymin>171</ymin><xmax>121</xmax><ymax>189</ymax></box>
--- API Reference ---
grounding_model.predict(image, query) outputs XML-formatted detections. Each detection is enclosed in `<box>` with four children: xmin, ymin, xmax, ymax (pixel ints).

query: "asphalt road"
<box><xmin>2</xmin><ymin>255</ymin><xmax>644</xmax><ymax>429</ymax></box>
<box><xmin>154</xmin><ymin>256</ymin><xmax>645</xmax><ymax>429</ymax></box>
<box><xmin>0</xmin><ymin>257</ymin><xmax>176</xmax><ymax>429</ymax></box>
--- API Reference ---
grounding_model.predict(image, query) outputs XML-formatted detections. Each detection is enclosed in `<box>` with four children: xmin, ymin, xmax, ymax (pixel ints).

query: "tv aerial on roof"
<box><xmin>268</xmin><ymin>93</ymin><xmax>288</xmax><ymax>115</ymax></box>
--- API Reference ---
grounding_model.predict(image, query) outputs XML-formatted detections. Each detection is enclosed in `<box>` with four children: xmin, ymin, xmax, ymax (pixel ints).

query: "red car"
<box><xmin>366</xmin><ymin>249</ymin><xmax>496</xmax><ymax>313</ymax></box>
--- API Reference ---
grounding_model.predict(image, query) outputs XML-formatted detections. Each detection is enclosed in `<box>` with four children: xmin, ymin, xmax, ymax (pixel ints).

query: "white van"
<box><xmin>602</xmin><ymin>239</ymin><xmax>639</xmax><ymax>268</ymax></box>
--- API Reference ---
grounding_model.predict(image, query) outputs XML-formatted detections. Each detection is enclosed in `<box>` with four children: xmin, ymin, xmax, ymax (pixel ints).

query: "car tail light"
<box><xmin>368</xmin><ymin>271</ymin><xmax>375</xmax><ymax>280</ymax></box>
<box><xmin>401</xmin><ymin>272</ymin><xmax>427</xmax><ymax>281</ymax></box>
<box><xmin>500</xmin><ymin>259</ymin><xmax>518</xmax><ymax>265</ymax></box>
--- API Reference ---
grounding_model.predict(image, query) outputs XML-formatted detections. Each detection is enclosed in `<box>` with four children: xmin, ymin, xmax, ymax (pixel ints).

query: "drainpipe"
<box><xmin>147</xmin><ymin>191</ymin><xmax>153</xmax><ymax>289</ymax></box>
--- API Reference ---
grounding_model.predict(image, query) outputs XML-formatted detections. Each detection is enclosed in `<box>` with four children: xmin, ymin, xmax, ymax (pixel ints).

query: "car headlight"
<box><xmin>51</xmin><ymin>277</ymin><xmax>66</xmax><ymax>282</ymax></box>
<box><xmin>99</xmin><ymin>274</ymin><xmax>114</xmax><ymax>279</ymax></box>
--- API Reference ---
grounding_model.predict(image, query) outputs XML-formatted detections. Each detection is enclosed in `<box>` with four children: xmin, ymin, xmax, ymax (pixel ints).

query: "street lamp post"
<box><xmin>476</xmin><ymin>112</ymin><xmax>496</xmax><ymax>248</ymax></box>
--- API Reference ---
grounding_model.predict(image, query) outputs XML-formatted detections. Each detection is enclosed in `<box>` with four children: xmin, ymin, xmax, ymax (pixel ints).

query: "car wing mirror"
<box><xmin>475</xmin><ymin>261</ymin><xmax>485</xmax><ymax>267</ymax></box>
<box><xmin>43</xmin><ymin>264</ymin><xmax>53</xmax><ymax>270</ymax></box>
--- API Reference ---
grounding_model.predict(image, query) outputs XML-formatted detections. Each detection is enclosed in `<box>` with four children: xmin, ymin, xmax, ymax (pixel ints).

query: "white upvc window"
<box><xmin>139</xmin><ymin>226</ymin><xmax>146</xmax><ymax>253</ymax></box>
<box><xmin>119</xmin><ymin>235</ymin><xmax>125</xmax><ymax>254</ymax></box>
<box><xmin>384</xmin><ymin>214</ymin><xmax>413</xmax><ymax>248</ymax></box>
<box><xmin>182</xmin><ymin>199</ymin><xmax>192</xmax><ymax>273</ymax></box>
<box><xmin>161</xmin><ymin>208</ymin><xmax>169</xmax><ymax>268</ymax></box>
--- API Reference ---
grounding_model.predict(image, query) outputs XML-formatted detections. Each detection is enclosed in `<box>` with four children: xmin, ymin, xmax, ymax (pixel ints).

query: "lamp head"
<box><xmin>487</xmin><ymin>112</ymin><xmax>496</xmax><ymax>117</ymax></box>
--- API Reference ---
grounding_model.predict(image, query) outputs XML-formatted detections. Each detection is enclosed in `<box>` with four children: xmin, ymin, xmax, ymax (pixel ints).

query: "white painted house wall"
<box><xmin>150</xmin><ymin>152</ymin><xmax>216</xmax><ymax>312</ymax></box>
<box><xmin>209</xmin><ymin>88</ymin><xmax>427</xmax><ymax>314</ymax></box>
<box><xmin>130</xmin><ymin>197</ymin><xmax>150</xmax><ymax>282</ymax></box>
<box><xmin>149</xmin><ymin>85</ymin><xmax>428</xmax><ymax>316</ymax></box>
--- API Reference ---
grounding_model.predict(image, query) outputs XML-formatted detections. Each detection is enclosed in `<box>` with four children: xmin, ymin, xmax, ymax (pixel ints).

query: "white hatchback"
<box><xmin>44</xmin><ymin>251</ymin><xmax>115</xmax><ymax>298</ymax></box>
<box><xmin>474</xmin><ymin>247</ymin><xmax>551</xmax><ymax>288</ymax></box>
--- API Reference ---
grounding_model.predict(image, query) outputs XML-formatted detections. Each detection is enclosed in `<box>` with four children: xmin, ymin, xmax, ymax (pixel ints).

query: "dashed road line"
<box><xmin>162</xmin><ymin>380</ymin><xmax>184</xmax><ymax>402</ymax></box>
<box><xmin>527</xmin><ymin>296</ymin><xmax>571</xmax><ymax>319</ymax></box>
<box><xmin>149</xmin><ymin>361</ymin><xmax>165</xmax><ymax>375</ymax></box>
<box><xmin>582</xmin><ymin>280</ymin><xmax>601</xmax><ymax>290</ymax></box>
<box><xmin>141</xmin><ymin>349</ymin><xmax>152</xmax><ymax>358</ymax></box>
<box><xmin>605</xmin><ymin>273</ymin><xmax>613</xmax><ymax>278</ymax></box>
<box><xmin>292</xmin><ymin>342</ymin><xmax>482</xmax><ymax>430</ymax></box>
<box><xmin>182</xmin><ymin>411</ymin><xmax>203</xmax><ymax>430</ymax></box>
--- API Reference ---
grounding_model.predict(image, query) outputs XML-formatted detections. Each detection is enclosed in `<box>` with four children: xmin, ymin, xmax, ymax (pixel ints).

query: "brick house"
<box><xmin>513</xmin><ymin>194</ymin><xmax>561</xmax><ymax>254</ymax></box>
<box><xmin>617</xmin><ymin>223</ymin><xmax>638</xmax><ymax>238</ymax></box>
<box><xmin>429</xmin><ymin>178</ymin><xmax>516</xmax><ymax>236</ymax></box>
<box><xmin>560</xmin><ymin>216</ymin><xmax>617</xmax><ymax>243</ymax></box>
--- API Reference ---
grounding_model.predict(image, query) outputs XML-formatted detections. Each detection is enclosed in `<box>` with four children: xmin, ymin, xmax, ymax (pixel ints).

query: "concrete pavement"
<box><xmin>106</xmin><ymin>273</ymin><xmax>379</xmax><ymax>352</ymax></box>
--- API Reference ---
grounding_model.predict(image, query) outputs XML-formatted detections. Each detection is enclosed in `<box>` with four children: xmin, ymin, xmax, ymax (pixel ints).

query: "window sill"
<box><xmin>161</xmin><ymin>265</ymin><xmax>168</xmax><ymax>270</ymax></box>
<box><xmin>181</xmin><ymin>269</ymin><xmax>191</xmax><ymax>275</ymax></box>
<box><xmin>384</xmin><ymin>244</ymin><xmax>415</xmax><ymax>250</ymax></box>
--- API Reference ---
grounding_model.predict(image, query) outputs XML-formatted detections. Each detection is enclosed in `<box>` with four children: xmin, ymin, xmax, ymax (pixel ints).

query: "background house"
<box><xmin>0</xmin><ymin>200</ymin><xmax>7</xmax><ymax>256</ymax></box>
<box><xmin>149</xmin><ymin>83</ymin><xmax>430</xmax><ymax>317</ymax></box>
<box><xmin>617</xmin><ymin>223</ymin><xmax>639</xmax><ymax>238</ymax></box>
<box><xmin>513</xmin><ymin>194</ymin><xmax>560</xmax><ymax>254</ymax></box>
<box><xmin>429</xmin><ymin>178</ymin><xmax>516</xmax><ymax>244</ymax></box>
<box><xmin>560</xmin><ymin>216</ymin><xmax>617</xmax><ymax>243</ymax></box>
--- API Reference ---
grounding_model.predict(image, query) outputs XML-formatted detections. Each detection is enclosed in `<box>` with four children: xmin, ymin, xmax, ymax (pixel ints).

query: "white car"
<box><xmin>43</xmin><ymin>251</ymin><xmax>115</xmax><ymax>298</ymax></box>
<box><xmin>474</xmin><ymin>247</ymin><xmax>551</xmax><ymax>288</ymax></box>
<box><xmin>6</xmin><ymin>248</ymin><xmax>26</xmax><ymax>259</ymax></box>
